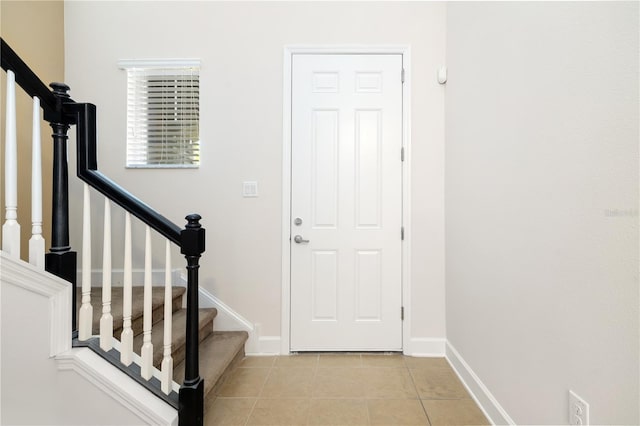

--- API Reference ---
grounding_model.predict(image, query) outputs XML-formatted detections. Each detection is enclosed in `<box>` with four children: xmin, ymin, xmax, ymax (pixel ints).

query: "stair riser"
<box><xmin>151</xmin><ymin>318</ymin><xmax>214</xmax><ymax>369</ymax></box>
<box><xmin>85</xmin><ymin>295</ymin><xmax>182</xmax><ymax>339</ymax></box>
<box><xmin>172</xmin><ymin>331</ymin><xmax>249</xmax><ymax>402</ymax></box>
<box><xmin>207</xmin><ymin>345</ymin><xmax>245</xmax><ymax>398</ymax></box>
<box><xmin>113</xmin><ymin>294</ymin><xmax>182</xmax><ymax>337</ymax></box>
<box><xmin>74</xmin><ymin>283</ymin><xmax>249</xmax><ymax>414</ymax></box>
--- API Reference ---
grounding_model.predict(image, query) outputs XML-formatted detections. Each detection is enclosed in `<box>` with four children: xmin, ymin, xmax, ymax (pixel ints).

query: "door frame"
<box><xmin>281</xmin><ymin>45</ymin><xmax>412</xmax><ymax>354</ymax></box>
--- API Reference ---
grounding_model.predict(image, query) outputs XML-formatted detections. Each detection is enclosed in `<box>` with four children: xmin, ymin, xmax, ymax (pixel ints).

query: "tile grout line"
<box><xmin>418</xmin><ymin>398</ymin><xmax>434</xmax><ymax>426</ymax></box>
<box><xmin>407</xmin><ymin>363</ymin><xmax>433</xmax><ymax>425</ymax></box>
<box><xmin>307</xmin><ymin>354</ymin><xmax>320</xmax><ymax>425</ymax></box>
<box><xmin>359</xmin><ymin>355</ymin><xmax>375</xmax><ymax>426</ymax></box>
<box><xmin>364</xmin><ymin>355</ymin><xmax>373</xmax><ymax>426</ymax></box>
<box><xmin>242</xmin><ymin>398</ymin><xmax>259</xmax><ymax>426</ymax></box>
<box><xmin>231</xmin><ymin>354</ymin><xmax>485</xmax><ymax>425</ymax></box>
<box><xmin>243</xmin><ymin>357</ymin><xmax>275</xmax><ymax>425</ymax></box>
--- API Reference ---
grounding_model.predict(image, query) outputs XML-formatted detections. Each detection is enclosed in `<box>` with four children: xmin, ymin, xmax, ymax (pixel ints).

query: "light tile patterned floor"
<box><xmin>204</xmin><ymin>354</ymin><xmax>490</xmax><ymax>425</ymax></box>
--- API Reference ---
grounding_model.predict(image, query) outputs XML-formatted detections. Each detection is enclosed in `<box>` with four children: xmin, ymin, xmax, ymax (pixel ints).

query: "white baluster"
<box><xmin>121</xmin><ymin>212</ymin><xmax>134</xmax><ymax>366</ymax></box>
<box><xmin>78</xmin><ymin>184</ymin><xmax>93</xmax><ymax>340</ymax></box>
<box><xmin>140</xmin><ymin>226</ymin><xmax>154</xmax><ymax>380</ymax></box>
<box><xmin>3</xmin><ymin>70</ymin><xmax>20</xmax><ymax>257</ymax></box>
<box><xmin>29</xmin><ymin>97</ymin><xmax>45</xmax><ymax>269</ymax></box>
<box><xmin>100</xmin><ymin>199</ymin><xmax>113</xmax><ymax>351</ymax></box>
<box><xmin>161</xmin><ymin>239</ymin><xmax>173</xmax><ymax>394</ymax></box>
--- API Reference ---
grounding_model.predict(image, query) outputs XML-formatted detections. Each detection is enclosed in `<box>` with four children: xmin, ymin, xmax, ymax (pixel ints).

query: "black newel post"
<box><xmin>179</xmin><ymin>214</ymin><xmax>205</xmax><ymax>426</ymax></box>
<box><xmin>45</xmin><ymin>82</ymin><xmax>78</xmax><ymax>336</ymax></box>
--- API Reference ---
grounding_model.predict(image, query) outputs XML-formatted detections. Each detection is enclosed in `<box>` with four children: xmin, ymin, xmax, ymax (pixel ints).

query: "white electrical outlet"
<box><xmin>569</xmin><ymin>390</ymin><xmax>590</xmax><ymax>425</ymax></box>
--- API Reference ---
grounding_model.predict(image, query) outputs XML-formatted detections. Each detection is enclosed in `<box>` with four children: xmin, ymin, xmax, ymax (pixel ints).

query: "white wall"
<box><xmin>445</xmin><ymin>2</ymin><xmax>639</xmax><ymax>424</ymax></box>
<box><xmin>0</xmin><ymin>254</ymin><xmax>166</xmax><ymax>425</ymax></box>
<box><xmin>64</xmin><ymin>2</ymin><xmax>446</xmax><ymax>349</ymax></box>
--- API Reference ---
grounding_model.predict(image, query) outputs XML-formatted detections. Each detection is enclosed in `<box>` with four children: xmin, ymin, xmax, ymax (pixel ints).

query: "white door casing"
<box><xmin>289</xmin><ymin>53</ymin><xmax>404</xmax><ymax>351</ymax></box>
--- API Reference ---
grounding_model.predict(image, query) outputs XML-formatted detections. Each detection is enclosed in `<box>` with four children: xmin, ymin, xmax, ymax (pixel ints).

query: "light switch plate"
<box><xmin>243</xmin><ymin>181</ymin><xmax>258</xmax><ymax>197</ymax></box>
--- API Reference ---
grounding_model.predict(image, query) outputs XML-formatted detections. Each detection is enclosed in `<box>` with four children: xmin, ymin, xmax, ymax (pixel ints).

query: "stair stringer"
<box><xmin>0</xmin><ymin>252</ymin><xmax>177</xmax><ymax>425</ymax></box>
<box><xmin>194</xmin><ymin>283</ymin><xmax>280</xmax><ymax>355</ymax></box>
<box><xmin>57</xmin><ymin>349</ymin><xmax>178</xmax><ymax>425</ymax></box>
<box><xmin>1</xmin><ymin>251</ymin><xmax>71</xmax><ymax>357</ymax></box>
<box><xmin>196</xmin><ymin>285</ymin><xmax>259</xmax><ymax>354</ymax></box>
<box><xmin>88</xmin><ymin>268</ymin><xmax>273</xmax><ymax>354</ymax></box>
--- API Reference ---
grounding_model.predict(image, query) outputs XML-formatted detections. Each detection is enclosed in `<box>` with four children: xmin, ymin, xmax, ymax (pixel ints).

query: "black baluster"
<box><xmin>45</xmin><ymin>82</ymin><xmax>78</xmax><ymax>337</ymax></box>
<box><xmin>179</xmin><ymin>214</ymin><xmax>205</xmax><ymax>426</ymax></box>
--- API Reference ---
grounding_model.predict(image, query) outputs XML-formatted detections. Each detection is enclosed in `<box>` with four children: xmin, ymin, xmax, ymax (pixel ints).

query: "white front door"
<box><xmin>290</xmin><ymin>54</ymin><xmax>403</xmax><ymax>351</ymax></box>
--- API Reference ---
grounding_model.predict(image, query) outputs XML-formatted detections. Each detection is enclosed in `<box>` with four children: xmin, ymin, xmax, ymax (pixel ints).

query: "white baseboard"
<box><xmin>405</xmin><ymin>337</ymin><xmax>447</xmax><ymax>357</ymax></box>
<box><xmin>446</xmin><ymin>341</ymin><xmax>515</xmax><ymax>425</ymax></box>
<box><xmin>57</xmin><ymin>348</ymin><xmax>178</xmax><ymax>425</ymax></box>
<box><xmin>198</xmin><ymin>287</ymin><xmax>253</xmax><ymax>331</ymax></box>
<box><xmin>198</xmin><ymin>287</ymin><xmax>281</xmax><ymax>355</ymax></box>
<box><xmin>254</xmin><ymin>335</ymin><xmax>282</xmax><ymax>355</ymax></box>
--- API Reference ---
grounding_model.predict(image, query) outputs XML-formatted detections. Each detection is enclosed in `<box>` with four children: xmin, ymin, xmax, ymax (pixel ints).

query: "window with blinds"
<box><xmin>122</xmin><ymin>61</ymin><xmax>200</xmax><ymax>168</ymax></box>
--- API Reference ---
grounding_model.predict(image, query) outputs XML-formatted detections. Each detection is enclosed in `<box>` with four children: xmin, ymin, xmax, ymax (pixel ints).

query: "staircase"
<box><xmin>1</xmin><ymin>36</ymin><xmax>235</xmax><ymax>424</ymax></box>
<box><xmin>80</xmin><ymin>286</ymin><xmax>248</xmax><ymax>410</ymax></box>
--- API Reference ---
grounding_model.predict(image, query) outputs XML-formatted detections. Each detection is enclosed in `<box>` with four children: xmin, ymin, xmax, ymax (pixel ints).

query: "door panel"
<box><xmin>290</xmin><ymin>54</ymin><xmax>403</xmax><ymax>351</ymax></box>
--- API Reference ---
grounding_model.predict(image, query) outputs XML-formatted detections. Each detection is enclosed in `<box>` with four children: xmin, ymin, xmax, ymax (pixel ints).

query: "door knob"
<box><xmin>293</xmin><ymin>235</ymin><xmax>309</xmax><ymax>244</ymax></box>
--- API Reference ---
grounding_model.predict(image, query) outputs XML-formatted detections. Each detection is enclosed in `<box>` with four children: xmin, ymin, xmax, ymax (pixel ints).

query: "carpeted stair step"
<box><xmin>79</xmin><ymin>286</ymin><xmax>186</xmax><ymax>336</ymax></box>
<box><xmin>173</xmin><ymin>330</ymin><xmax>248</xmax><ymax>396</ymax></box>
<box><xmin>133</xmin><ymin>307</ymin><xmax>218</xmax><ymax>369</ymax></box>
<box><xmin>78</xmin><ymin>285</ymin><xmax>249</xmax><ymax>409</ymax></box>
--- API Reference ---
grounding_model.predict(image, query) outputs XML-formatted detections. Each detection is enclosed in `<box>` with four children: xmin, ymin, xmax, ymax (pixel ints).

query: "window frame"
<box><xmin>119</xmin><ymin>59</ymin><xmax>201</xmax><ymax>169</ymax></box>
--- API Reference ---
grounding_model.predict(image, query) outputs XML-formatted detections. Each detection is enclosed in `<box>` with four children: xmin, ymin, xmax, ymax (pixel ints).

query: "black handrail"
<box><xmin>1</xmin><ymin>39</ymin><xmax>81</xmax><ymax>330</ymax></box>
<box><xmin>1</xmin><ymin>37</ymin><xmax>182</xmax><ymax>244</ymax></box>
<box><xmin>1</xmin><ymin>37</ymin><xmax>204</xmax><ymax>425</ymax></box>
<box><xmin>1</xmin><ymin>38</ymin><xmax>60</xmax><ymax>122</ymax></box>
<box><xmin>70</xmin><ymin>102</ymin><xmax>182</xmax><ymax>244</ymax></box>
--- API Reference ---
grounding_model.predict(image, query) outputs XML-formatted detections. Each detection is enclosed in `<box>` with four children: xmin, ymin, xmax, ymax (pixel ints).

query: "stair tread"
<box><xmin>173</xmin><ymin>330</ymin><xmax>248</xmax><ymax>396</ymax></box>
<box><xmin>78</xmin><ymin>286</ymin><xmax>186</xmax><ymax>335</ymax></box>
<box><xmin>77</xmin><ymin>286</ymin><xmax>248</xmax><ymax>404</ymax></box>
<box><xmin>133</xmin><ymin>307</ymin><xmax>218</xmax><ymax>368</ymax></box>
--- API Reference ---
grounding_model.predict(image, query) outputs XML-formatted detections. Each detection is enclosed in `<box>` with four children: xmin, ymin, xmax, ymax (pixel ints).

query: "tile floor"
<box><xmin>204</xmin><ymin>353</ymin><xmax>490</xmax><ymax>425</ymax></box>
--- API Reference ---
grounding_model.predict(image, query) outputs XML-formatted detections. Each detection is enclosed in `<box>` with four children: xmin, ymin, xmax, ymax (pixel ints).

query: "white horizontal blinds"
<box><xmin>127</xmin><ymin>66</ymin><xmax>200</xmax><ymax>168</ymax></box>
